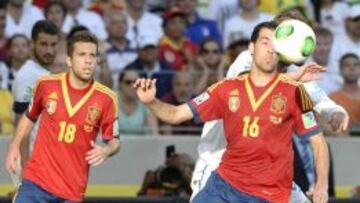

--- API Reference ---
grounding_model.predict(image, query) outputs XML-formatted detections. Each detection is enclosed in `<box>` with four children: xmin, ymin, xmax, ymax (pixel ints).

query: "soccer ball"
<box><xmin>273</xmin><ymin>19</ymin><xmax>316</xmax><ymax>64</ymax></box>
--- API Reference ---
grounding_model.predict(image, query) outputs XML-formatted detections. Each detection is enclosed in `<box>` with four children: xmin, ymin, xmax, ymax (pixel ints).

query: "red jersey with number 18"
<box><xmin>24</xmin><ymin>73</ymin><xmax>119</xmax><ymax>201</ymax></box>
<box><xmin>188</xmin><ymin>73</ymin><xmax>320</xmax><ymax>203</ymax></box>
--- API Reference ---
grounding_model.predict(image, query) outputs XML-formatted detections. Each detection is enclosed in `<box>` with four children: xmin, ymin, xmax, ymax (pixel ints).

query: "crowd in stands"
<box><xmin>0</xmin><ymin>0</ymin><xmax>359</xmax><ymax>137</ymax></box>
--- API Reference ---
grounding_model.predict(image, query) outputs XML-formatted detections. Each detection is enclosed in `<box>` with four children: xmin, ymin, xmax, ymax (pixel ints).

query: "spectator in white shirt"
<box><xmin>320</xmin><ymin>0</ymin><xmax>350</xmax><ymax>35</ymax></box>
<box><xmin>330</xmin><ymin>4</ymin><xmax>360</xmax><ymax>75</ymax></box>
<box><xmin>61</xmin><ymin>0</ymin><xmax>108</xmax><ymax>40</ymax></box>
<box><xmin>5</xmin><ymin>0</ymin><xmax>44</xmax><ymax>38</ymax></box>
<box><xmin>223</xmin><ymin>0</ymin><xmax>273</xmax><ymax>48</ymax></box>
<box><xmin>105</xmin><ymin>10</ymin><xmax>138</xmax><ymax>90</ymax></box>
<box><xmin>125</xmin><ymin>0</ymin><xmax>163</xmax><ymax>49</ymax></box>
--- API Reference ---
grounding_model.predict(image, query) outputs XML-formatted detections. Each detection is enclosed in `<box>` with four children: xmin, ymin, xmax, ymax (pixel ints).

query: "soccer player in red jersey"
<box><xmin>6</xmin><ymin>31</ymin><xmax>120</xmax><ymax>203</ymax></box>
<box><xmin>134</xmin><ymin>21</ymin><xmax>329</xmax><ymax>203</ymax></box>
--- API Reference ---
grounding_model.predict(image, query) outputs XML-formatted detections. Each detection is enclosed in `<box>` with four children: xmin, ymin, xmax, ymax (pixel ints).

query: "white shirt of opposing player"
<box><xmin>12</xmin><ymin>59</ymin><xmax>50</xmax><ymax>152</ymax></box>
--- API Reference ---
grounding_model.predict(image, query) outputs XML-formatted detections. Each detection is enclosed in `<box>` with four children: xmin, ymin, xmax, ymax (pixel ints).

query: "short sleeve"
<box><xmin>100</xmin><ymin>94</ymin><xmax>120</xmax><ymax>141</ymax></box>
<box><xmin>293</xmin><ymin>84</ymin><xmax>321</xmax><ymax>138</ymax></box>
<box><xmin>187</xmin><ymin>81</ymin><xmax>225</xmax><ymax>124</ymax></box>
<box><xmin>26</xmin><ymin>80</ymin><xmax>44</xmax><ymax>121</ymax></box>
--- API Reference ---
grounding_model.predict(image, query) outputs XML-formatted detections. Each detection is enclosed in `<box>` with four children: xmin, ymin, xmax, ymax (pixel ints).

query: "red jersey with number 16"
<box><xmin>188</xmin><ymin>73</ymin><xmax>320</xmax><ymax>203</ymax></box>
<box><xmin>24</xmin><ymin>73</ymin><xmax>119</xmax><ymax>201</ymax></box>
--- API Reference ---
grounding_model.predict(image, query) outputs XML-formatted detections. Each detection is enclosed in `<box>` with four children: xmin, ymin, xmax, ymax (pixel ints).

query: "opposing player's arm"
<box><xmin>293</xmin><ymin>84</ymin><xmax>329</xmax><ymax>203</ymax></box>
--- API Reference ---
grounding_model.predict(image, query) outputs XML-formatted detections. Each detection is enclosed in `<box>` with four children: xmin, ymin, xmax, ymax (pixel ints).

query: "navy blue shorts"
<box><xmin>13</xmin><ymin>179</ymin><xmax>80</xmax><ymax>203</ymax></box>
<box><xmin>191</xmin><ymin>172</ymin><xmax>271</xmax><ymax>203</ymax></box>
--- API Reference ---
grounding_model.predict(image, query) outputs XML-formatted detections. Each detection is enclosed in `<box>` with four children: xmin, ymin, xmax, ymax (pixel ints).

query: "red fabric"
<box><xmin>32</xmin><ymin>0</ymin><xmax>49</xmax><ymax>9</ymax></box>
<box><xmin>158</xmin><ymin>36</ymin><xmax>198</xmax><ymax>70</ymax></box>
<box><xmin>189</xmin><ymin>74</ymin><xmax>319</xmax><ymax>203</ymax></box>
<box><xmin>24</xmin><ymin>73</ymin><xmax>119</xmax><ymax>201</ymax></box>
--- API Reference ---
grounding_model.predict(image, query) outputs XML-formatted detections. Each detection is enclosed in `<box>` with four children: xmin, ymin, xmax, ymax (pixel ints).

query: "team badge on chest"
<box><xmin>86</xmin><ymin>105</ymin><xmax>101</xmax><ymax>126</ymax></box>
<box><xmin>270</xmin><ymin>93</ymin><xmax>287</xmax><ymax>114</ymax></box>
<box><xmin>46</xmin><ymin>92</ymin><xmax>58</xmax><ymax>115</ymax></box>
<box><xmin>228</xmin><ymin>89</ymin><xmax>240</xmax><ymax>113</ymax></box>
<box><xmin>46</xmin><ymin>100</ymin><xmax>57</xmax><ymax>115</ymax></box>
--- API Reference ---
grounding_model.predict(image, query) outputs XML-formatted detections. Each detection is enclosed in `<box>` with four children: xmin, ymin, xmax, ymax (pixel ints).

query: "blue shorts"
<box><xmin>191</xmin><ymin>172</ymin><xmax>271</xmax><ymax>203</ymax></box>
<box><xmin>13</xmin><ymin>179</ymin><xmax>79</xmax><ymax>203</ymax></box>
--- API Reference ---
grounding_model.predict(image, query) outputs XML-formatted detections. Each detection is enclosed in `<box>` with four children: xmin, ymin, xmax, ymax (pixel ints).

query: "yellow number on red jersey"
<box><xmin>58</xmin><ymin>121</ymin><xmax>76</xmax><ymax>143</ymax></box>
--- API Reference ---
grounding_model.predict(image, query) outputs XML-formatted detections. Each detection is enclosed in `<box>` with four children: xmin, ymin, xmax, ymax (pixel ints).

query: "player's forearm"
<box><xmin>310</xmin><ymin>134</ymin><xmax>330</xmax><ymax>188</ymax></box>
<box><xmin>146</xmin><ymin>99</ymin><xmax>193</xmax><ymax>125</ymax></box>
<box><xmin>12</xmin><ymin>115</ymin><xmax>34</xmax><ymax>146</ymax></box>
<box><xmin>105</xmin><ymin>138</ymin><xmax>120</xmax><ymax>157</ymax></box>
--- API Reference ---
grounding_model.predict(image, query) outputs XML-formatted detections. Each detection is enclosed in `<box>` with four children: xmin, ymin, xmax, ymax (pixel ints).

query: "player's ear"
<box><xmin>66</xmin><ymin>55</ymin><xmax>72</xmax><ymax>68</ymax></box>
<box><xmin>248</xmin><ymin>42</ymin><xmax>254</xmax><ymax>55</ymax></box>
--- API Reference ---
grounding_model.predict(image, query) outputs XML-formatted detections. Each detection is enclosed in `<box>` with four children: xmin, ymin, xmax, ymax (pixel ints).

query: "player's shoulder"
<box><xmin>94</xmin><ymin>81</ymin><xmax>117</xmax><ymax>100</ymax></box>
<box><xmin>278</xmin><ymin>74</ymin><xmax>302</xmax><ymax>88</ymax></box>
<box><xmin>37</xmin><ymin>73</ymin><xmax>63</xmax><ymax>84</ymax></box>
<box><xmin>207</xmin><ymin>74</ymin><xmax>247</xmax><ymax>93</ymax></box>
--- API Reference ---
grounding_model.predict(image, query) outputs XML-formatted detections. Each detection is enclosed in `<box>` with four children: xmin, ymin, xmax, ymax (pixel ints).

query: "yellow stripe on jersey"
<box><xmin>94</xmin><ymin>82</ymin><xmax>119</xmax><ymax>118</ymax></box>
<box><xmin>207</xmin><ymin>79</ymin><xmax>227</xmax><ymax>93</ymax></box>
<box><xmin>298</xmin><ymin>84</ymin><xmax>313</xmax><ymax>112</ymax></box>
<box><xmin>32</xmin><ymin>73</ymin><xmax>63</xmax><ymax>95</ymax></box>
<box><xmin>61</xmin><ymin>74</ymin><xmax>96</xmax><ymax>118</ymax></box>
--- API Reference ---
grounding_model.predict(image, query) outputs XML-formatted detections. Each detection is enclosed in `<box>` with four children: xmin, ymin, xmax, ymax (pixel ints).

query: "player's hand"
<box><xmin>328</xmin><ymin>111</ymin><xmax>349</xmax><ymax>133</ymax></box>
<box><xmin>6</xmin><ymin>143</ymin><xmax>22</xmax><ymax>174</ymax></box>
<box><xmin>286</xmin><ymin>62</ymin><xmax>326</xmax><ymax>82</ymax></box>
<box><xmin>86</xmin><ymin>141</ymin><xmax>111</xmax><ymax>166</ymax></box>
<box><xmin>134</xmin><ymin>78</ymin><xmax>157</xmax><ymax>104</ymax></box>
<box><xmin>307</xmin><ymin>185</ymin><xmax>328</xmax><ymax>203</ymax></box>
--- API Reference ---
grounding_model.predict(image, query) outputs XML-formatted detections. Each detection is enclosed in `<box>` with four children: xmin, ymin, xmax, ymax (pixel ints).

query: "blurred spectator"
<box><xmin>89</xmin><ymin>0</ymin><xmax>123</xmax><ymax>17</ymax></box>
<box><xmin>5</xmin><ymin>0</ymin><xmax>44</xmax><ymax>38</ymax></box>
<box><xmin>6</xmin><ymin>34</ymin><xmax>30</xmax><ymax>91</ymax></box>
<box><xmin>125</xmin><ymin>34</ymin><xmax>173</xmax><ymax>98</ymax></box>
<box><xmin>33</xmin><ymin>0</ymin><xmax>50</xmax><ymax>9</ymax></box>
<box><xmin>312</xmin><ymin>26</ymin><xmax>340</xmax><ymax>94</ymax></box>
<box><xmin>330</xmin><ymin>4</ymin><xmax>360</xmax><ymax>70</ymax></box>
<box><xmin>175</xmin><ymin>0</ymin><xmax>222</xmax><ymax>45</ymax></box>
<box><xmin>330</xmin><ymin>53</ymin><xmax>360</xmax><ymax>136</ymax></box>
<box><xmin>223</xmin><ymin>0</ymin><xmax>273</xmax><ymax>48</ymax></box>
<box><xmin>61</xmin><ymin>0</ymin><xmax>108</xmax><ymax>40</ymax></box>
<box><xmin>117</xmin><ymin>69</ymin><xmax>158</xmax><ymax>135</ymax></box>
<box><xmin>44</xmin><ymin>1</ymin><xmax>67</xmax><ymax>36</ymax></box>
<box><xmin>124</xmin><ymin>0</ymin><xmax>163</xmax><ymax>49</ymax></box>
<box><xmin>207</xmin><ymin>0</ymin><xmax>239</xmax><ymax>31</ymax></box>
<box><xmin>161</xmin><ymin>71</ymin><xmax>202</xmax><ymax>135</ymax></box>
<box><xmin>0</xmin><ymin>66</ymin><xmax>14</xmax><ymax>135</ymax></box>
<box><xmin>96</xmin><ymin>39</ymin><xmax>113</xmax><ymax>88</ymax></box>
<box><xmin>193</xmin><ymin>38</ymin><xmax>227</xmax><ymax>94</ymax></box>
<box><xmin>0</xmin><ymin>61</ymin><xmax>7</xmax><ymax>90</ymax></box>
<box><xmin>138</xmin><ymin>146</ymin><xmax>193</xmax><ymax>197</ymax></box>
<box><xmin>105</xmin><ymin>10</ymin><xmax>137</xmax><ymax>89</ymax></box>
<box><xmin>258</xmin><ymin>0</ymin><xmax>313</xmax><ymax>18</ymax></box>
<box><xmin>226</xmin><ymin>36</ymin><xmax>250</xmax><ymax>64</ymax></box>
<box><xmin>0</xmin><ymin>1</ymin><xmax>7</xmax><ymax>61</ymax></box>
<box><xmin>158</xmin><ymin>7</ymin><xmax>198</xmax><ymax>71</ymax></box>
<box><xmin>320</xmin><ymin>0</ymin><xmax>350</xmax><ymax>35</ymax></box>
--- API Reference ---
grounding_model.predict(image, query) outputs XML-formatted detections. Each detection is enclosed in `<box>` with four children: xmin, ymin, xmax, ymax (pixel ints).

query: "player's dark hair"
<box><xmin>67</xmin><ymin>25</ymin><xmax>89</xmax><ymax>41</ymax></box>
<box><xmin>250</xmin><ymin>21</ymin><xmax>277</xmax><ymax>43</ymax></box>
<box><xmin>6</xmin><ymin>34</ymin><xmax>30</xmax><ymax>49</ymax></box>
<box><xmin>67</xmin><ymin>31</ymin><xmax>98</xmax><ymax>57</ymax></box>
<box><xmin>44</xmin><ymin>1</ymin><xmax>67</xmax><ymax>20</ymax></box>
<box><xmin>31</xmin><ymin>20</ymin><xmax>59</xmax><ymax>41</ymax></box>
<box><xmin>340</xmin><ymin>53</ymin><xmax>359</xmax><ymax>68</ymax></box>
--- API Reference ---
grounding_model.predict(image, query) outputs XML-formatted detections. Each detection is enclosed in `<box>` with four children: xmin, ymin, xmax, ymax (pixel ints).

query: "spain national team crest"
<box><xmin>86</xmin><ymin>105</ymin><xmax>101</xmax><ymax>126</ymax></box>
<box><xmin>228</xmin><ymin>89</ymin><xmax>240</xmax><ymax>112</ymax></box>
<box><xmin>46</xmin><ymin>100</ymin><xmax>57</xmax><ymax>115</ymax></box>
<box><xmin>270</xmin><ymin>93</ymin><xmax>287</xmax><ymax>114</ymax></box>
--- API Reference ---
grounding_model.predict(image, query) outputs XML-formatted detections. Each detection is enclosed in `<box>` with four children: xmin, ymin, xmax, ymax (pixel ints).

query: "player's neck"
<box><xmin>68</xmin><ymin>72</ymin><xmax>92</xmax><ymax>89</ymax></box>
<box><xmin>249</xmin><ymin>66</ymin><xmax>277</xmax><ymax>87</ymax></box>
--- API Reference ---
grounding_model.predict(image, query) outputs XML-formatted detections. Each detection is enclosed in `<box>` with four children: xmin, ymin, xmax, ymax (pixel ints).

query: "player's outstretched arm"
<box><xmin>307</xmin><ymin>133</ymin><xmax>329</xmax><ymax>203</ymax></box>
<box><xmin>6</xmin><ymin>115</ymin><xmax>35</xmax><ymax>174</ymax></box>
<box><xmin>134</xmin><ymin>78</ymin><xmax>194</xmax><ymax>125</ymax></box>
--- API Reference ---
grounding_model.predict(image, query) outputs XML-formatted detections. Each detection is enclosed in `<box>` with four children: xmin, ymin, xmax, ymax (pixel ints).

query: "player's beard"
<box><xmin>34</xmin><ymin>49</ymin><xmax>55</xmax><ymax>68</ymax></box>
<box><xmin>73</xmin><ymin>68</ymin><xmax>94</xmax><ymax>83</ymax></box>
